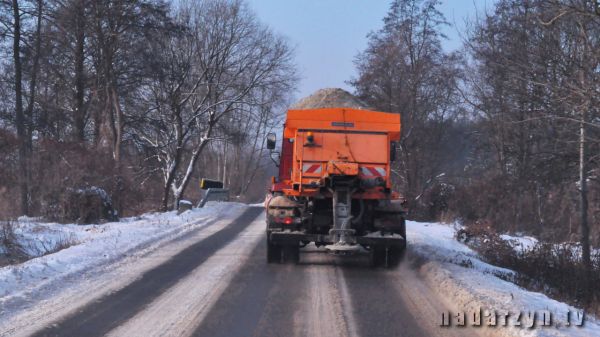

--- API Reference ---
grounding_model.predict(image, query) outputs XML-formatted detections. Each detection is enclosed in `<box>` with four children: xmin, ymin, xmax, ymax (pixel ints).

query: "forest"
<box><xmin>0</xmin><ymin>0</ymin><xmax>599</xmax><ymax>302</ymax></box>
<box><xmin>350</xmin><ymin>0</ymin><xmax>600</xmax><ymax>310</ymax></box>
<box><xmin>0</xmin><ymin>0</ymin><xmax>296</xmax><ymax>218</ymax></box>
<box><xmin>352</xmin><ymin>0</ymin><xmax>599</xmax><ymax>246</ymax></box>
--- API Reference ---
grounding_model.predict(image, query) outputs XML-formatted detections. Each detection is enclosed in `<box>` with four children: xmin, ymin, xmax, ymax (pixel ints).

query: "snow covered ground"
<box><xmin>2</xmin><ymin>205</ymin><xmax>598</xmax><ymax>337</ymax></box>
<box><xmin>407</xmin><ymin>220</ymin><xmax>600</xmax><ymax>337</ymax></box>
<box><xmin>0</xmin><ymin>202</ymin><xmax>246</xmax><ymax>319</ymax></box>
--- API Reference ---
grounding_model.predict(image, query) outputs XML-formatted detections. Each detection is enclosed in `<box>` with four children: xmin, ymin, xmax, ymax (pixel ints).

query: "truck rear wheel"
<box><xmin>399</xmin><ymin>218</ymin><xmax>406</xmax><ymax>240</ymax></box>
<box><xmin>282</xmin><ymin>244</ymin><xmax>300</xmax><ymax>264</ymax></box>
<box><xmin>389</xmin><ymin>246</ymin><xmax>405</xmax><ymax>267</ymax></box>
<box><xmin>369</xmin><ymin>247</ymin><xmax>385</xmax><ymax>268</ymax></box>
<box><xmin>267</xmin><ymin>234</ymin><xmax>282</xmax><ymax>263</ymax></box>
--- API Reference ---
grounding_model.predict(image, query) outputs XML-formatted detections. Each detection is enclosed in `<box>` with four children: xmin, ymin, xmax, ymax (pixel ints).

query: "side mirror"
<box><xmin>266</xmin><ymin>133</ymin><xmax>276</xmax><ymax>150</ymax></box>
<box><xmin>390</xmin><ymin>142</ymin><xmax>397</xmax><ymax>162</ymax></box>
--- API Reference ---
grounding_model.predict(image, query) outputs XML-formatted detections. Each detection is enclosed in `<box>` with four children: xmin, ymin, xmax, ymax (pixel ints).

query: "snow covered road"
<box><xmin>1</xmin><ymin>204</ymin><xmax>598</xmax><ymax>337</ymax></box>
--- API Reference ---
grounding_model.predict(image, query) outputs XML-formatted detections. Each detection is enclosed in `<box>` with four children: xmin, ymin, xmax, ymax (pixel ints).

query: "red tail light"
<box><xmin>283</xmin><ymin>217</ymin><xmax>293</xmax><ymax>225</ymax></box>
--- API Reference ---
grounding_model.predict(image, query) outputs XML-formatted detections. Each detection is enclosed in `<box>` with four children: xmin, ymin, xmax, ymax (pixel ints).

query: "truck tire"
<box><xmin>386</xmin><ymin>247</ymin><xmax>405</xmax><ymax>268</ymax></box>
<box><xmin>267</xmin><ymin>234</ymin><xmax>282</xmax><ymax>263</ymax></box>
<box><xmin>369</xmin><ymin>247</ymin><xmax>385</xmax><ymax>268</ymax></box>
<box><xmin>282</xmin><ymin>244</ymin><xmax>300</xmax><ymax>264</ymax></box>
<box><xmin>399</xmin><ymin>217</ymin><xmax>407</xmax><ymax>241</ymax></box>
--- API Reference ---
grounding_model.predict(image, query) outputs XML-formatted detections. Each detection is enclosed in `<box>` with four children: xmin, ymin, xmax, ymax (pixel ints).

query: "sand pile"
<box><xmin>291</xmin><ymin>88</ymin><xmax>372</xmax><ymax>110</ymax></box>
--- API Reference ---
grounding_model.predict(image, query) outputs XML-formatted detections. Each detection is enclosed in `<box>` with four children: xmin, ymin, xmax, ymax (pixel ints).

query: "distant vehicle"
<box><xmin>265</xmin><ymin>106</ymin><xmax>406</xmax><ymax>267</ymax></box>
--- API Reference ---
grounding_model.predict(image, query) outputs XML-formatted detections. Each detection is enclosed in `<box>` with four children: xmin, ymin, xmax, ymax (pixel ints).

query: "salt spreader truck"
<box><xmin>265</xmin><ymin>107</ymin><xmax>406</xmax><ymax>267</ymax></box>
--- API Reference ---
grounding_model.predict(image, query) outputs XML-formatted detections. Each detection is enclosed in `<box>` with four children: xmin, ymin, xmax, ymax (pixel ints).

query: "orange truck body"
<box><xmin>273</xmin><ymin>108</ymin><xmax>401</xmax><ymax>199</ymax></box>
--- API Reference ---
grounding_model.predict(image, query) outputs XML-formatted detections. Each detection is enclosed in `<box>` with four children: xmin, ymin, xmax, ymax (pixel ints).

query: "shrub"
<box><xmin>45</xmin><ymin>187</ymin><xmax>118</xmax><ymax>224</ymax></box>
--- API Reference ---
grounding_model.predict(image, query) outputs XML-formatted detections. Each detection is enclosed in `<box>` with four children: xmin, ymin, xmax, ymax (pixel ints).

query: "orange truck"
<box><xmin>265</xmin><ymin>107</ymin><xmax>406</xmax><ymax>267</ymax></box>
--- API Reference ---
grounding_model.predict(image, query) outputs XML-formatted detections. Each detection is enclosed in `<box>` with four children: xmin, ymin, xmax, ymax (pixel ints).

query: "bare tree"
<box><xmin>71</xmin><ymin>0</ymin><xmax>86</xmax><ymax>141</ymax></box>
<box><xmin>350</xmin><ymin>0</ymin><xmax>463</xmax><ymax>219</ymax></box>
<box><xmin>89</xmin><ymin>0</ymin><xmax>170</xmax><ymax>161</ymax></box>
<box><xmin>0</xmin><ymin>0</ymin><xmax>295</xmax><ymax>218</ymax></box>
<box><xmin>0</xmin><ymin>0</ymin><xmax>45</xmax><ymax>215</ymax></box>
<box><xmin>12</xmin><ymin>0</ymin><xmax>29</xmax><ymax>215</ymax></box>
<box><xmin>540</xmin><ymin>0</ymin><xmax>600</xmax><ymax>288</ymax></box>
<box><xmin>134</xmin><ymin>0</ymin><xmax>296</xmax><ymax>210</ymax></box>
<box><xmin>462</xmin><ymin>0</ymin><xmax>600</xmax><ymax>285</ymax></box>
<box><xmin>214</xmin><ymin>86</ymin><xmax>290</xmax><ymax>198</ymax></box>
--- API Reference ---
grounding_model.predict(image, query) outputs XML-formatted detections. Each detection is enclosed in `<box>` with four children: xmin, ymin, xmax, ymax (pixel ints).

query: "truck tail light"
<box><xmin>274</xmin><ymin>216</ymin><xmax>295</xmax><ymax>225</ymax></box>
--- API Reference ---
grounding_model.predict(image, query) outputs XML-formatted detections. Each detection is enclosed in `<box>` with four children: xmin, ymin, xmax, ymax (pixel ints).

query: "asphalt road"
<box><xmin>15</xmin><ymin>207</ymin><xmax>479</xmax><ymax>337</ymax></box>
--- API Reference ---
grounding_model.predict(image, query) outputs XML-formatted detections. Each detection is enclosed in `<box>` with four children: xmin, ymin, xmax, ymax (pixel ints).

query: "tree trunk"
<box><xmin>576</xmin><ymin>22</ymin><xmax>591</xmax><ymax>292</ymax></box>
<box><xmin>222</xmin><ymin>140</ymin><xmax>228</xmax><ymax>186</ymax></box>
<box><xmin>172</xmin><ymin>136</ymin><xmax>212</xmax><ymax>210</ymax></box>
<box><xmin>162</xmin><ymin>159</ymin><xmax>180</xmax><ymax>212</ymax></box>
<box><xmin>174</xmin><ymin>144</ymin><xmax>203</xmax><ymax>208</ymax></box>
<box><xmin>12</xmin><ymin>0</ymin><xmax>29</xmax><ymax>216</ymax></box>
<box><xmin>579</xmin><ymin>108</ymin><xmax>591</xmax><ymax>286</ymax></box>
<box><xmin>25</xmin><ymin>0</ymin><xmax>43</xmax><ymax>152</ymax></box>
<box><xmin>111</xmin><ymin>86</ymin><xmax>123</xmax><ymax>162</ymax></box>
<box><xmin>73</xmin><ymin>0</ymin><xmax>86</xmax><ymax>141</ymax></box>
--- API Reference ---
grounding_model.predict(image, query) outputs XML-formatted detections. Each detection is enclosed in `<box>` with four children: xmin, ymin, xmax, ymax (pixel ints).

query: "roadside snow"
<box><xmin>407</xmin><ymin>221</ymin><xmax>600</xmax><ymax>337</ymax></box>
<box><xmin>500</xmin><ymin>234</ymin><xmax>539</xmax><ymax>253</ymax></box>
<box><xmin>0</xmin><ymin>202</ymin><xmax>246</xmax><ymax>311</ymax></box>
<box><xmin>408</xmin><ymin>221</ymin><xmax>516</xmax><ymax>279</ymax></box>
<box><xmin>6</xmin><ymin>217</ymin><xmax>86</xmax><ymax>258</ymax></box>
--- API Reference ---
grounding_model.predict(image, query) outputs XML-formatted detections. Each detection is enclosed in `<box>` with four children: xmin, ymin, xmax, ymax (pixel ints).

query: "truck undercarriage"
<box><xmin>266</xmin><ymin>181</ymin><xmax>406</xmax><ymax>267</ymax></box>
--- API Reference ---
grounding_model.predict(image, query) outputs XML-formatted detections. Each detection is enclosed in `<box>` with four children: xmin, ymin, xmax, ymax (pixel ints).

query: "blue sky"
<box><xmin>246</xmin><ymin>0</ymin><xmax>495</xmax><ymax>99</ymax></box>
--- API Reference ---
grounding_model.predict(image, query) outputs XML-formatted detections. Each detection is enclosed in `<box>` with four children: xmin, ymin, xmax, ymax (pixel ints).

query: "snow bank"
<box><xmin>500</xmin><ymin>234</ymin><xmax>539</xmax><ymax>253</ymax></box>
<box><xmin>5</xmin><ymin>218</ymin><xmax>85</xmax><ymax>258</ymax></box>
<box><xmin>0</xmin><ymin>202</ymin><xmax>246</xmax><ymax>309</ymax></box>
<box><xmin>407</xmin><ymin>221</ymin><xmax>600</xmax><ymax>337</ymax></box>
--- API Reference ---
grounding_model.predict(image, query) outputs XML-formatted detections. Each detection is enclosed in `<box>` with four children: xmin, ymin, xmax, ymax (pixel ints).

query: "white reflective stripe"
<box><xmin>302</xmin><ymin>163</ymin><xmax>322</xmax><ymax>174</ymax></box>
<box><xmin>359</xmin><ymin>166</ymin><xmax>386</xmax><ymax>177</ymax></box>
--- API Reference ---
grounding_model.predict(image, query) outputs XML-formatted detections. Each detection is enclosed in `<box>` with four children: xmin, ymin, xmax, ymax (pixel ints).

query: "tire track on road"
<box><xmin>342</xmin><ymin>266</ymin><xmax>429</xmax><ymax>337</ymax></box>
<box><xmin>191</xmin><ymin>240</ymin><xmax>306</xmax><ymax>337</ymax></box>
<box><xmin>31</xmin><ymin>207</ymin><xmax>262</xmax><ymax>337</ymax></box>
<box><xmin>341</xmin><ymin>252</ymin><xmax>482</xmax><ymax>337</ymax></box>
<box><xmin>107</xmin><ymin>211</ymin><xmax>267</xmax><ymax>337</ymax></box>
